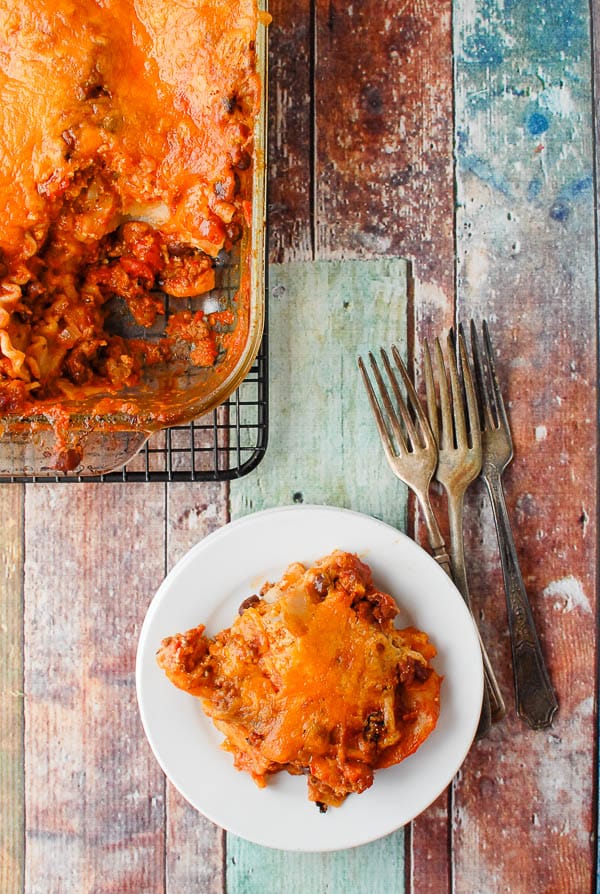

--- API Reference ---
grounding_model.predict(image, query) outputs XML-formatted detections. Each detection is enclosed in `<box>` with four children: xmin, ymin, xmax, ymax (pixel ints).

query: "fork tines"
<box><xmin>358</xmin><ymin>348</ymin><xmax>434</xmax><ymax>458</ymax></box>
<box><xmin>358</xmin><ymin>344</ymin><xmax>451</xmax><ymax>571</ymax></box>
<box><xmin>423</xmin><ymin>331</ymin><xmax>482</xmax><ymax>455</ymax></box>
<box><xmin>463</xmin><ymin>320</ymin><xmax>511</xmax><ymax>438</ymax></box>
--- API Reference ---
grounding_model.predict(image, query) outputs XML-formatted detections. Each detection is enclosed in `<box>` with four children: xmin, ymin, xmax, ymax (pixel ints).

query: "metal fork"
<box><xmin>423</xmin><ymin>333</ymin><xmax>505</xmax><ymax>722</ymax></box>
<box><xmin>358</xmin><ymin>346</ymin><xmax>451</xmax><ymax>570</ymax></box>
<box><xmin>358</xmin><ymin>346</ymin><xmax>492</xmax><ymax>738</ymax></box>
<box><xmin>467</xmin><ymin>320</ymin><xmax>558</xmax><ymax>730</ymax></box>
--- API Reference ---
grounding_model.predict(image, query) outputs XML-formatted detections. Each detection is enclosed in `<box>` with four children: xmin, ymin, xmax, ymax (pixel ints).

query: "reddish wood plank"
<box><xmin>314</xmin><ymin>0</ymin><xmax>455</xmax><ymax>298</ymax></box>
<box><xmin>455</xmin><ymin>267</ymin><xmax>597</xmax><ymax>892</ymax></box>
<box><xmin>165</xmin><ymin>787</ymin><xmax>225</xmax><ymax>894</ymax></box>
<box><xmin>0</xmin><ymin>485</ymin><xmax>24</xmax><ymax>892</ymax></box>
<box><xmin>23</xmin><ymin>484</ymin><xmax>167</xmax><ymax>894</ymax></box>
<box><xmin>267</xmin><ymin>0</ymin><xmax>313</xmax><ymax>263</ymax></box>
<box><xmin>164</xmin><ymin>482</ymin><xmax>228</xmax><ymax>894</ymax></box>
<box><xmin>406</xmin><ymin>791</ymin><xmax>451</xmax><ymax>894</ymax></box>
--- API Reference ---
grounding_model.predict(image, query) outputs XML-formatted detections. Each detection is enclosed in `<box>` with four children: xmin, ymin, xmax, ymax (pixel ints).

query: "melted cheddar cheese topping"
<box><xmin>157</xmin><ymin>550</ymin><xmax>442</xmax><ymax>809</ymax></box>
<box><xmin>0</xmin><ymin>1</ymin><xmax>259</xmax><ymax>411</ymax></box>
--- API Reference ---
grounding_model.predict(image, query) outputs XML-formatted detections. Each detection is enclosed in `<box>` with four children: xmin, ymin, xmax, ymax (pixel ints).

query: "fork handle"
<box><xmin>447</xmin><ymin>492</ymin><xmax>506</xmax><ymax>723</ymax></box>
<box><xmin>483</xmin><ymin>468</ymin><xmax>558</xmax><ymax>729</ymax></box>
<box><xmin>418</xmin><ymin>496</ymin><xmax>451</xmax><ymax>567</ymax></box>
<box><xmin>418</xmin><ymin>493</ymin><xmax>493</xmax><ymax>738</ymax></box>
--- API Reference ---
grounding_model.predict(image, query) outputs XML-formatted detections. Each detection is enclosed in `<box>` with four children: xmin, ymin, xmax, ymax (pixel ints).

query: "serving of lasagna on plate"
<box><xmin>0</xmin><ymin>0</ymin><xmax>264</xmax><ymax>437</ymax></box>
<box><xmin>157</xmin><ymin>549</ymin><xmax>442</xmax><ymax>810</ymax></box>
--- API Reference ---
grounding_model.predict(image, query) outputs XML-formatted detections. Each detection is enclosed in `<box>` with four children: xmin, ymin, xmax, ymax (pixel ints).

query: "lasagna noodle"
<box><xmin>0</xmin><ymin>0</ymin><xmax>259</xmax><ymax>408</ymax></box>
<box><xmin>157</xmin><ymin>550</ymin><xmax>442</xmax><ymax>809</ymax></box>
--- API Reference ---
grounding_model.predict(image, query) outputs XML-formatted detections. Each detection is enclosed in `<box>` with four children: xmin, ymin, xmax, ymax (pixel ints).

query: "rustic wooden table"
<box><xmin>1</xmin><ymin>1</ymin><xmax>597</xmax><ymax>892</ymax></box>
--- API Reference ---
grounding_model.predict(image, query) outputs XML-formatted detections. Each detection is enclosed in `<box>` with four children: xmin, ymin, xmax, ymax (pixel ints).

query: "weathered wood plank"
<box><xmin>228</xmin><ymin>833</ymin><xmax>404</xmax><ymax>893</ymax></box>
<box><xmin>267</xmin><ymin>0</ymin><xmax>313</xmax><ymax>263</ymax></box>
<box><xmin>593</xmin><ymin>2</ymin><xmax>600</xmax><ymax>887</ymax></box>
<box><xmin>453</xmin><ymin>1</ymin><xmax>596</xmax><ymax>891</ymax></box>
<box><xmin>231</xmin><ymin>259</ymin><xmax>408</xmax><ymax>522</ymax></box>
<box><xmin>164</xmin><ymin>482</ymin><xmax>228</xmax><ymax>894</ymax></box>
<box><xmin>228</xmin><ymin>259</ymin><xmax>408</xmax><ymax>889</ymax></box>
<box><xmin>0</xmin><ymin>485</ymin><xmax>24</xmax><ymax>894</ymax></box>
<box><xmin>23</xmin><ymin>484</ymin><xmax>167</xmax><ymax>894</ymax></box>
<box><xmin>314</xmin><ymin>0</ymin><xmax>455</xmax><ymax>300</ymax></box>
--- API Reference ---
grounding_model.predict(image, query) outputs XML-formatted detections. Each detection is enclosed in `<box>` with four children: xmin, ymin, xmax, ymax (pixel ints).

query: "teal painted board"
<box><xmin>227</xmin><ymin>830</ymin><xmax>404</xmax><ymax>894</ymax></box>
<box><xmin>231</xmin><ymin>259</ymin><xmax>408</xmax><ymax>526</ymax></box>
<box><xmin>229</xmin><ymin>259</ymin><xmax>409</xmax><ymax>891</ymax></box>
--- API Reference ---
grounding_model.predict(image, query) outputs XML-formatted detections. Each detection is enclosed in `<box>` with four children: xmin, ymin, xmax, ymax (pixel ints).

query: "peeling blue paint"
<box><xmin>462</xmin><ymin>0</ymin><xmax>507</xmax><ymax>69</ymax></box>
<box><xmin>455</xmin><ymin>0</ymin><xmax>592</xmax><ymax>216</ymax></box>
<box><xmin>464</xmin><ymin>0</ymin><xmax>589</xmax><ymax>68</ymax></box>
<box><xmin>570</xmin><ymin>175</ymin><xmax>594</xmax><ymax>196</ymax></box>
<box><xmin>549</xmin><ymin>173</ymin><xmax>594</xmax><ymax>221</ymax></box>
<box><xmin>463</xmin><ymin>30</ymin><xmax>505</xmax><ymax>68</ymax></box>
<box><xmin>526</xmin><ymin>112</ymin><xmax>550</xmax><ymax>136</ymax></box>
<box><xmin>459</xmin><ymin>154</ymin><xmax>512</xmax><ymax>197</ymax></box>
<box><xmin>549</xmin><ymin>200</ymin><xmax>570</xmax><ymax>222</ymax></box>
<box><xmin>527</xmin><ymin>178</ymin><xmax>543</xmax><ymax>201</ymax></box>
<box><xmin>504</xmin><ymin>1</ymin><xmax>588</xmax><ymax>62</ymax></box>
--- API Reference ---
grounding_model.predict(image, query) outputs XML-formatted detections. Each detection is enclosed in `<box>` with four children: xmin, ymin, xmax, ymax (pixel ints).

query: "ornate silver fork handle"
<box><xmin>482</xmin><ymin>464</ymin><xmax>558</xmax><ymax>729</ymax></box>
<box><xmin>467</xmin><ymin>319</ymin><xmax>558</xmax><ymax>730</ymax></box>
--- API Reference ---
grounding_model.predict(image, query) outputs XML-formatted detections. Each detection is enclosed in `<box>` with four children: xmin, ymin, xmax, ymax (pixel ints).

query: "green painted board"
<box><xmin>227</xmin><ymin>830</ymin><xmax>405</xmax><ymax>894</ymax></box>
<box><xmin>231</xmin><ymin>258</ymin><xmax>408</xmax><ymax>526</ymax></box>
<box><xmin>229</xmin><ymin>259</ymin><xmax>409</xmax><ymax>892</ymax></box>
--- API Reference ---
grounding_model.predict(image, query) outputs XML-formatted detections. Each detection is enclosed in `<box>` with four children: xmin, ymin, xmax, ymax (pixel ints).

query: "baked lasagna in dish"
<box><xmin>0</xmin><ymin>0</ymin><xmax>262</xmax><ymax>420</ymax></box>
<box><xmin>157</xmin><ymin>550</ymin><xmax>442</xmax><ymax>809</ymax></box>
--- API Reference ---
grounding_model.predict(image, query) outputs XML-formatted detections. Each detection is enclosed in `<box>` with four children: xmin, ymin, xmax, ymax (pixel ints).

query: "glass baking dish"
<box><xmin>0</xmin><ymin>6</ymin><xmax>268</xmax><ymax>478</ymax></box>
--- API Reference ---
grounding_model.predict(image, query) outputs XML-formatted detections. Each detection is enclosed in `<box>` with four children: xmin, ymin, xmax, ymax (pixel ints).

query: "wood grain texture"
<box><xmin>0</xmin><ymin>485</ymin><xmax>24</xmax><ymax>894</ymax></box>
<box><xmin>267</xmin><ymin>0</ymin><xmax>313</xmax><ymax>263</ymax></box>
<box><xmin>231</xmin><ymin>259</ymin><xmax>408</xmax><ymax>524</ymax></box>
<box><xmin>593</xmin><ymin>2</ymin><xmax>600</xmax><ymax>888</ymax></box>
<box><xmin>228</xmin><ymin>259</ymin><xmax>408</xmax><ymax>890</ymax></box>
<box><xmin>23</xmin><ymin>484</ymin><xmax>167</xmax><ymax>894</ymax></box>
<box><xmin>164</xmin><ymin>483</ymin><xmax>229</xmax><ymax>894</ymax></box>
<box><xmin>453</xmin><ymin>1</ymin><xmax>596</xmax><ymax>891</ymax></box>
<box><xmin>227</xmin><ymin>832</ymin><xmax>404</xmax><ymax>894</ymax></box>
<box><xmin>314</xmin><ymin>0</ymin><xmax>455</xmax><ymax>297</ymax></box>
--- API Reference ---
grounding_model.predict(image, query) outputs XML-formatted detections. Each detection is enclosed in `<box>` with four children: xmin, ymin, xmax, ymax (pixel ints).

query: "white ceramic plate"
<box><xmin>136</xmin><ymin>505</ymin><xmax>483</xmax><ymax>852</ymax></box>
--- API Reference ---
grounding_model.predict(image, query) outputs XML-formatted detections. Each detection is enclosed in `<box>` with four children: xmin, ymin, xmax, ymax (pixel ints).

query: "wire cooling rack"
<box><xmin>103</xmin><ymin>332</ymin><xmax>268</xmax><ymax>482</ymax></box>
<box><xmin>0</xmin><ymin>239</ymin><xmax>268</xmax><ymax>483</ymax></box>
<box><xmin>0</xmin><ymin>331</ymin><xmax>268</xmax><ymax>484</ymax></box>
